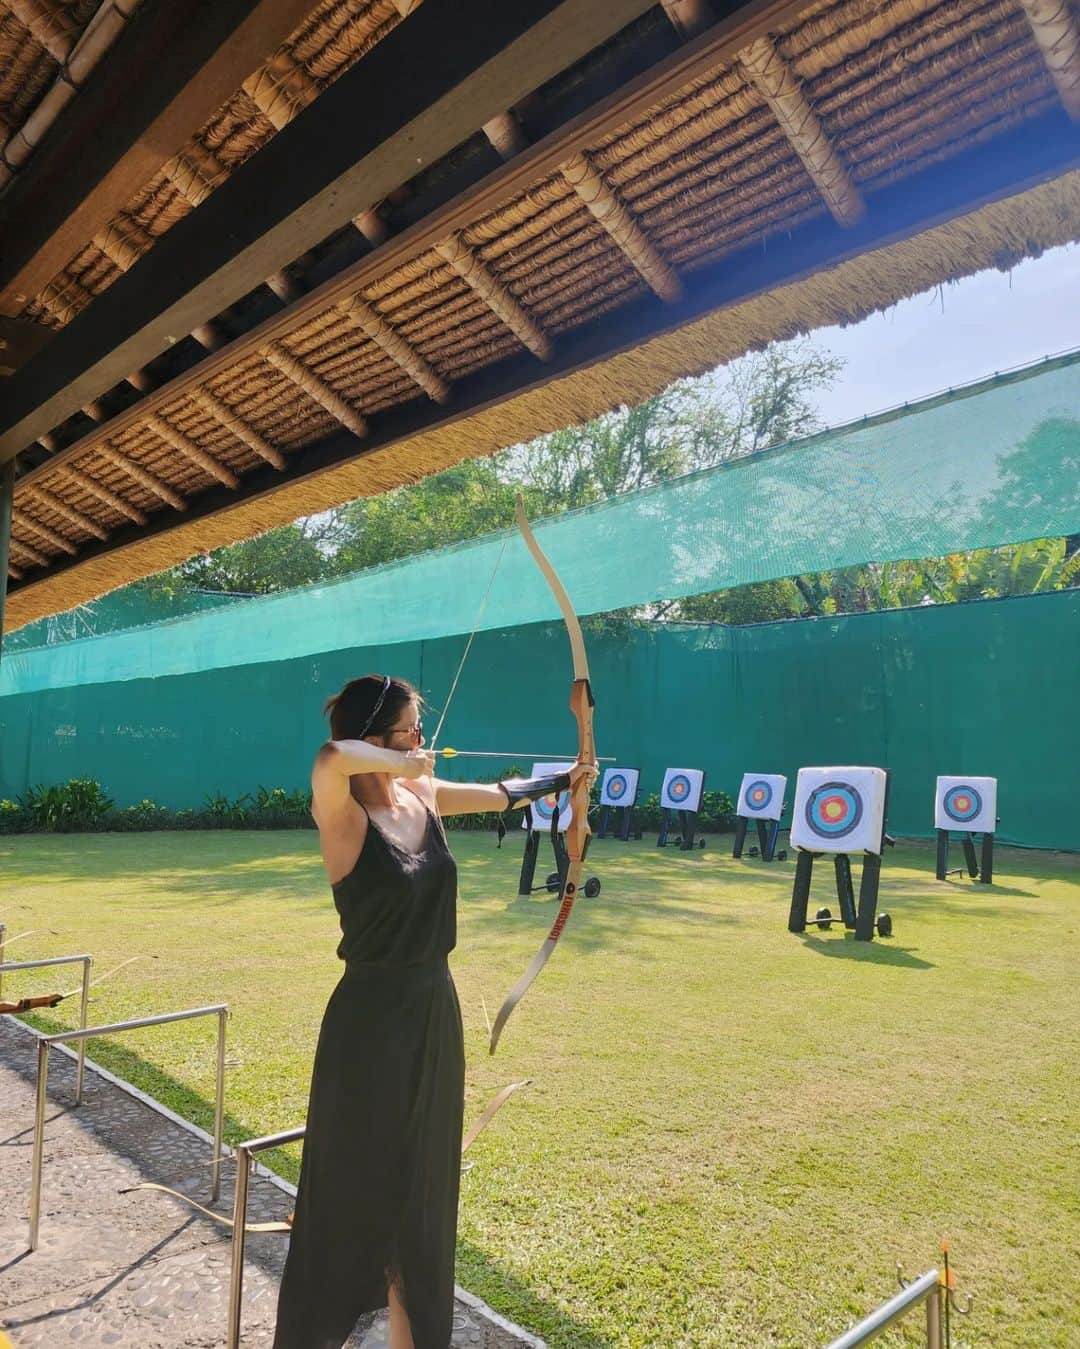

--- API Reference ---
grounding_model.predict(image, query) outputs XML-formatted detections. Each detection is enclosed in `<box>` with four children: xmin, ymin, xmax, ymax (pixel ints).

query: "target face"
<box><xmin>805</xmin><ymin>783</ymin><xmax>863</xmax><ymax>839</ymax></box>
<box><xmin>600</xmin><ymin>768</ymin><xmax>639</xmax><ymax>807</ymax></box>
<box><xmin>737</xmin><ymin>773</ymin><xmax>786</xmax><ymax>821</ymax></box>
<box><xmin>660</xmin><ymin>767</ymin><xmax>705</xmax><ymax>812</ymax></box>
<box><xmin>791</xmin><ymin>766</ymin><xmax>888</xmax><ymax>854</ymax></box>
<box><xmin>935</xmin><ymin>776</ymin><xmax>996</xmax><ymax>833</ymax></box>
<box><xmin>522</xmin><ymin>762</ymin><xmax>573</xmax><ymax>833</ymax></box>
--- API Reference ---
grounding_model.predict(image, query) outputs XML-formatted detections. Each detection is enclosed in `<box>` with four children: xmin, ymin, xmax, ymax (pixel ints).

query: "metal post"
<box><xmin>30</xmin><ymin>1040</ymin><xmax>50</xmax><ymax>1250</ymax></box>
<box><xmin>213</xmin><ymin>1007</ymin><xmax>227</xmax><ymax>1202</ymax></box>
<box><xmin>27</xmin><ymin>1003</ymin><xmax>228</xmax><ymax>1251</ymax></box>
<box><xmin>926</xmin><ymin>1283</ymin><xmax>943</xmax><ymax>1349</ymax></box>
<box><xmin>226</xmin><ymin>1124</ymin><xmax>306</xmax><ymax>1349</ymax></box>
<box><xmin>825</xmin><ymin>1268</ymin><xmax>940</xmax><ymax>1348</ymax></box>
<box><xmin>0</xmin><ymin>923</ymin><xmax>6</xmax><ymax>1001</ymax></box>
<box><xmin>227</xmin><ymin>1143</ymin><xmax>253</xmax><ymax>1349</ymax></box>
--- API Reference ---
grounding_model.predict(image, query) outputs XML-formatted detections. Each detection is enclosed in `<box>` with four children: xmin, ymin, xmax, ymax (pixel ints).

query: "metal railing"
<box><xmin>826</xmin><ymin>1268</ymin><xmax>943</xmax><ymax>1348</ymax></box>
<box><xmin>29</xmin><ymin>1003</ymin><xmax>228</xmax><ymax>1250</ymax></box>
<box><xmin>228</xmin><ymin>1124</ymin><xmax>306</xmax><ymax>1349</ymax></box>
<box><xmin>1</xmin><ymin>954</ymin><xmax>92</xmax><ymax>1103</ymax></box>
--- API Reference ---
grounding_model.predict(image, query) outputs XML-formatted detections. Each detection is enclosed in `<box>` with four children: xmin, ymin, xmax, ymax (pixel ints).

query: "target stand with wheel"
<box><xmin>517</xmin><ymin>762</ymin><xmax>601</xmax><ymax>900</ymax></box>
<box><xmin>733</xmin><ymin>772</ymin><xmax>788</xmax><ymax>862</ymax></box>
<box><xmin>597</xmin><ymin>767</ymin><xmax>642</xmax><ymax>840</ymax></box>
<box><xmin>656</xmin><ymin>768</ymin><xmax>707</xmax><ymax>850</ymax></box>
<box><xmin>934</xmin><ymin>776</ymin><xmax>997</xmax><ymax>884</ymax></box>
<box><xmin>786</xmin><ymin>767</ymin><xmax>895</xmax><ymax>942</ymax></box>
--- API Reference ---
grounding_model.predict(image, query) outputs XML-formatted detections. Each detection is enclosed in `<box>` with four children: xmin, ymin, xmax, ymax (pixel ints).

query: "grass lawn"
<box><xmin>1</xmin><ymin>830</ymin><xmax>1077</xmax><ymax>1347</ymax></box>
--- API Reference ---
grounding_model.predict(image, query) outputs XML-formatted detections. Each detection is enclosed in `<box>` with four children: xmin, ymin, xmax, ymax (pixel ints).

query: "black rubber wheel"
<box><xmin>545</xmin><ymin>871</ymin><xmax>563</xmax><ymax>894</ymax></box>
<box><xmin>698</xmin><ymin>838</ymin><xmax>707</xmax><ymax>849</ymax></box>
<box><xmin>583</xmin><ymin>876</ymin><xmax>601</xmax><ymax>898</ymax></box>
<box><xmin>876</xmin><ymin>912</ymin><xmax>893</xmax><ymax>938</ymax></box>
<box><xmin>814</xmin><ymin>906</ymin><xmax>834</xmax><ymax>930</ymax></box>
<box><xmin>777</xmin><ymin>850</ymin><xmax>788</xmax><ymax>862</ymax></box>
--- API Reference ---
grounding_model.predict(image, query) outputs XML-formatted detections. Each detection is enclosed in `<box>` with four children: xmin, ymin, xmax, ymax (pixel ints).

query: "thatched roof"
<box><xmin>2</xmin><ymin>0</ymin><xmax>1080</xmax><ymax>629</ymax></box>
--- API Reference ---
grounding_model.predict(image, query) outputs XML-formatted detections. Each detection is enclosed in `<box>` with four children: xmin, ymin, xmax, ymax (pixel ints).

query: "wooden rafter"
<box><xmin>434</xmin><ymin>234</ymin><xmax>554</xmax><ymax>359</ymax></box>
<box><xmin>560</xmin><ymin>151</ymin><xmax>682</xmax><ymax>301</ymax></box>
<box><xmin>9</xmin><ymin>536</ymin><xmax>51</xmax><ymax>569</ymax></box>
<box><xmin>6</xmin><ymin>0</ymin><xmax>81</xmax><ymax>64</ymax></box>
<box><xmin>8</xmin><ymin>559</ymin><xmax>24</xmax><ymax>581</ymax></box>
<box><xmin>659</xmin><ymin>0</ymin><xmax>712</xmax><ymax>41</ymax></box>
<box><xmin>11</xmin><ymin>506</ymin><xmax>77</xmax><ymax>555</ymax></box>
<box><xmin>1020</xmin><ymin>0</ymin><xmax>1080</xmax><ymax>118</ymax></box>
<box><xmin>53</xmin><ymin>463</ymin><xmax>147</xmax><ymax>525</ymax></box>
<box><xmin>261</xmin><ymin>342</ymin><xmax>368</xmax><ymax>437</ymax></box>
<box><xmin>483</xmin><ymin>111</ymin><xmax>527</xmax><ymax>161</ymax></box>
<box><xmin>145</xmin><ymin>413</ymin><xmax>241</xmax><ymax>490</ymax></box>
<box><xmin>738</xmin><ymin>34</ymin><xmax>865</xmax><ymax>226</ymax></box>
<box><xmin>96</xmin><ymin>444</ymin><xmax>188</xmax><ymax>512</ymax></box>
<box><xmin>0</xmin><ymin>0</ymin><xmax>656</xmax><ymax>457</ymax></box>
<box><xmin>242</xmin><ymin>49</ymin><xmax>319</xmax><ymax>130</ymax></box>
<box><xmin>336</xmin><ymin>296</ymin><xmax>450</xmax><ymax>404</ymax></box>
<box><xmin>190</xmin><ymin>390</ymin><xmax>287</xmax><ymax>470</ymax></box>
<box><xmin>0</xmin><ymin>0</ymin><xmax>320</xmax><ymax>315</ymax></box>
<box><xmin>22</xmin><ymin>484</ymin><xmax>109</xmax><ymax>541</ymax></box>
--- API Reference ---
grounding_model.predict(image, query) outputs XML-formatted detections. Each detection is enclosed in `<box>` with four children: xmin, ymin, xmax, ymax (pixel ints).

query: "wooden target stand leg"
<box><xmin>599</xmin><ymin>804</ymin><xmax>638</xmax><ymax>841</ymax></box>
<box><xmin>936</xmin><ymin>828</ymin><xmax>995</xmax><ymax>883</ymax></box>
<box><xmin>735</xmin><ymin>816</ymin><xmax>784</xmax><ymax>861</ymax></box>
<box><xmin>732</xmin><ymin>817</ymin><xmax>748</xmax><ymax>858</ymax></box>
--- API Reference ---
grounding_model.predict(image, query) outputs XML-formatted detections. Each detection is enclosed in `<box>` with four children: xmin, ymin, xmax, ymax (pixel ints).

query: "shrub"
<box><xmin>21</xmin><ymin>779</ymin><xmax>113</xmax><ymax>831</ymax></box>
<box><xmin>0</xmin><ymin>798</ymin><xmax>27</xmax><ymax>833</ymax></box>
<box><xmin>202</xmin><ymin>791</ymin><xmax>252</xmax><ymax>828</ymax></box>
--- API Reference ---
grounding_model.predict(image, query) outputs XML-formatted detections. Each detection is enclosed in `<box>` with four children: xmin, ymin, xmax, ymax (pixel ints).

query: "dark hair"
<box><xmin>323</xmin><ymin>675</ymin><xmax>422</xmax><ymax>742</ymax></box>
<box><xmin>320</xmin><ymin>679</ymin><xmax>420</xmax><ymax>744</ymax></box>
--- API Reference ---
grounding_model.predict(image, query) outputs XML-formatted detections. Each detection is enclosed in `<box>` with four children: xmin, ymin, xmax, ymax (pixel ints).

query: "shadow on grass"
<box><xmin>458</xmin><ymin>1237</ymin><xmax>614</xmax><ymax>1348</ymax></box>
<box><xmin>795</xmin><ymin>934</ymin><xmax>935</xmax><ymax>969</ymax></box>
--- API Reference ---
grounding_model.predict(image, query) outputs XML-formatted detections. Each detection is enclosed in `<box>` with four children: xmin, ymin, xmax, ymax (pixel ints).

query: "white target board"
<box><xmin>790</xmin><ymin>766</ymin><xmax>888</xmax><ymax>855</ymax></box>
<box><xmin>601</xmin><ymin>767</ymin><xmax>639</xmax><ymax>807</ymax></box>
<box><xmin>737</xmin><ymin>772</ymin><xmax>787</xmax><ymax>822</ymax></box>
<box><xmin>935</xmin><ymin>776</ymin><xmax>997</xmax><ymax>833</ymax></box>
<box><xmin>660</xmin><ymin>767</ymin><xmax>705</xmax><ymax>813</ymax></box>
<box><xmin>522</xmin><ymin>761</ymin><xmax>574</xmax><ymax>833</ymax></box>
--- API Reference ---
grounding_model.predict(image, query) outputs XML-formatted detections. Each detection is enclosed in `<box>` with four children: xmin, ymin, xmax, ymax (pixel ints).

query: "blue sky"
<box><xmin>801</xmin><ymin>241</ymin><xmax>1080</xmax><ymax>426</ymax></box>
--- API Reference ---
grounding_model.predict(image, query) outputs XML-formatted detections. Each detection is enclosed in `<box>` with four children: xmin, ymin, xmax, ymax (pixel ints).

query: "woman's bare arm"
<box><xmin>311</xmin><ymin>740</ymin><xmax>433</xmax><ymax>822</ymax></box>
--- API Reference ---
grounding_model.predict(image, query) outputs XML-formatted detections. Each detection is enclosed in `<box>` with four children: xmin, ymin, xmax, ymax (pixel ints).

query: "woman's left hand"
<box><xmin>569</xmin><ymin>760</ymin><xmax>599</xmax><ymax>792</ymax></box>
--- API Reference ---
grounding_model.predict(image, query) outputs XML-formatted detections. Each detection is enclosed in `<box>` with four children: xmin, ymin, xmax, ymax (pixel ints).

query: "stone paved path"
<box><xmin>0</xmin><ymin>1017</ymin><xmax>543</xmax><ymax>1349</ymax></box>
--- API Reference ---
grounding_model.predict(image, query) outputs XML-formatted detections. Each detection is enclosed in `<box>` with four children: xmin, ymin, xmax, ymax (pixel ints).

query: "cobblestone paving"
<box><xmin>0</xmin><ymin>1017</ymin><xmax>543</xmax><ymax>1348</ymax></box>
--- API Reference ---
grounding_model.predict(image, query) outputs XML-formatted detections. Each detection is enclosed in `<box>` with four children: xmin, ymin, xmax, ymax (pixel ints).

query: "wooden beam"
<box><xmin>53</xmin><ymin>463</ymin><xmax>147</xmax><ymax>525</ymax></box>
<box><xmin>23</xmin><ymin>483</ymin><xmax>109</xmax><ymax>541</ymax></box>
<box><xmin>738</xmin><ymin>35</ymin><xmax>864</xmax><ymax>226</ymax></box>
<box><xmin>0</xmin><ymin>0</ymin><xmax>656</xmax><ymax>461</ymax></box>
<box><xmin>560</xmin><ymin>151</ymin><xmax>683</xmax><ymax>300</ymax></box>
<box><xmin>0</xmin><ymin>460</ymin><xmax>12</xmax><ymax>642</ymax></box>
<box><xmin>337</xmin><ymin>296</ymin><xmax>451</xmax><ymax>404</ymax></box>
<box><xmin>96</xmin><ymin>443</ymin><xmax>188</xmax><ymax>512</ymax></box>
<box><xmin>435</xmin><ymin>233</ymin><xmax>554</xmax><ymax>359</ymax></box>
<box><xmin>261</xmin><ymin>343</ymin><xmax>368</xmax><ymax>438</ymax></box>
<box><xmin>0</xmin><ymin>0</ymin><xmax>319</xmax><ymax>316</ymax></box>
<box><xmin>190</xmin><ymin>390</ymin><xmax>288</xmax><ymax>470</ymax></box>
<box><xmin>11</xmin><ymin>505</ymin><xmax>77</xmax><ymax>555</ymax></box>
<box><xmin>12</xmin><ymin>110</ymin><xmax>1079</xmax><ymax>597</ymax></box>
<box><xmin>145</xmin><ymin>413</ymin><xmax>241</xmax><ymax>490</ymax></box>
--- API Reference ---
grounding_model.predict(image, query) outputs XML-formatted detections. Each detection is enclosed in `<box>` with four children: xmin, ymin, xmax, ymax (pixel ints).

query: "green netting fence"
<box><xmin>2</xmin><ymin>590</ymin><xmax>1076</xmax><ymax>850</ymax></box>
<box><xmin>4</xmin><ymin>350</ymin><xmax>1079</xmax><ymax>695</ymax></box>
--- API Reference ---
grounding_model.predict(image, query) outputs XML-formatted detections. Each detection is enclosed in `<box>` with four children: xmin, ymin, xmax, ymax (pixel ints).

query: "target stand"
<box><xmin>935</xmin><ymin>776</ymin><xmax>997</xmax><ymax>884</ymax></box>
<box><xmin>597</xmin><ymin>768</ymin><xmax>642</xmax><ymax>841</ymax></box>
<box><xmin>733</xmin><ymin>773</ymin><xmax>788</xmax><ymax>863</ymax></box>
<box><xmin>786</xmin><ymin>767</ymin><xmax>894</xmax><ymax>942</ymax></box>
<box><xmin>656</xmin><ymin>768</ymin><xmax>707</xmax><ymax>850</ymax></box>
<box><xmin>517</xmin><ymin>765</ymin><xmax>601</xmax><ymax>900</ymax></box>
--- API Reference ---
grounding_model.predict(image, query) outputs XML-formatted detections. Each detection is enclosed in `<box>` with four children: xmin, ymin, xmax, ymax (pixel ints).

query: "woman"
<box><xmin>274</xmin><ymin>673</ymin><xmax>593</xmax><ymax>1349</ymax></box>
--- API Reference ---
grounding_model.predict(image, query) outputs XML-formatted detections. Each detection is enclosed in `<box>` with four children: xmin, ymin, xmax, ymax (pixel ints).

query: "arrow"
<box><xmin>436</xmin><ymin>748</ymin><xmax>614</xmax><ymax>761</ymax></box>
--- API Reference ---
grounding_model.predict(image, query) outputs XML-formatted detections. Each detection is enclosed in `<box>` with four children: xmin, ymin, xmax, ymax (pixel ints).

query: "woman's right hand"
<box><xmin>398</xmin><ymin>749</ymin><xmax>436</xmax><ymax>779</ymax></box>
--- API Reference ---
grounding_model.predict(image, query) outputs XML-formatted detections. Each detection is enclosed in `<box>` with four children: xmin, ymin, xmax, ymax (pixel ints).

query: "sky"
<box><xmin>790</xmin><ymin>241</ymin><xmax>1080</xmax><ymax>427</ymax></box>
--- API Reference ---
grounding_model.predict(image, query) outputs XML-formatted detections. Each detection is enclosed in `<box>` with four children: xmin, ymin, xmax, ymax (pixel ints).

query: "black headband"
<box><xmin>357</xmin><ymin>675</ymin><xmax>391</xmax><ymax>739</ymax></box>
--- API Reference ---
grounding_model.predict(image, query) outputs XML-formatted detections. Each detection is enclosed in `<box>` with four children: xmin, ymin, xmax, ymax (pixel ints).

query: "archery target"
<box><xmin>935</xmin><ymin>776</ymin><xmax>997</xmax><ymax>833</ymax></box>
<box><xmin>660</xmin><ymin>767</ymin><xmax>705</xmax><ymax>812</ymax></box>
<box><xmin>601</xmin><ymin>768</ymin><xmax>639</xmax><ymax>807</ymax></box>
<box><xmin>790</xmin><ymin>766</ymin><xmax>888</xmax><ymax>855</ymax></box>
<box><xmin>521</xmin><ymin>761</ymin><xmax>574</xmax><ymax>833</ymax></box>
<box><xmin>737</xmin><ymin>772</ymin><xmax>786</xmax><ymax>822</ymax></box>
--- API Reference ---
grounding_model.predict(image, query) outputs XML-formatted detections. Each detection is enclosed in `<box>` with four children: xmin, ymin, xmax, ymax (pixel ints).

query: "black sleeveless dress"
<box><xmin>274</xmin><ymin>805</ymin><xmax>464</xmax><ymax>1349</ymax></box>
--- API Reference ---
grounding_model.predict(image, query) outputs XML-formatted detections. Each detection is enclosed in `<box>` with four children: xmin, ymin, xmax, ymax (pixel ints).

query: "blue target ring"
<box><xmin>533</xmin><ymin>791</ymin><xmax>567</xmax><ymax>823</ymax></box>
<box><xmin>805</xmin><ymin>782</ymin><xmax>863</xmax><ymax>840</ymax></box>
<box><xmin>607</xmin><ymin>773</ymin><xmax>629</xmax><ymax>801</ymax></box>
<box><xmin>745</xmin><ymin>780</ymin><xmax>773</xmax><ymax>812</ymax></box>
<box><xmin>667</xmin><ymin>774</ymin><xmax>692</xmax><ymax>804</ymax></box>
<box><xmin>943</xmin><ymin>784</ymin><xmax>982</xmax><ymax>824</ymax></box>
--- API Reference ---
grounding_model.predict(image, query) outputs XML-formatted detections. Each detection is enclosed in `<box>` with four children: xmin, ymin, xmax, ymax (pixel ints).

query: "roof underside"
<box><xmin>2</xmin><ymin>0</ymin><xmax>1079</xmax><ymax>630</ymax></box>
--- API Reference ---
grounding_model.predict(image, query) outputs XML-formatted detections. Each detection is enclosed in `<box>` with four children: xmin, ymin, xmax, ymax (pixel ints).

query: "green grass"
<box><xmin>2</xmin><ymin>831</ymin><xmax>1077</xmax><ymax>1347</ymax></box>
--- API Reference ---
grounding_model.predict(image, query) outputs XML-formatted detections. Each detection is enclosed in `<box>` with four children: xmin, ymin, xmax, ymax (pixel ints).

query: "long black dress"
<box><xmin>274</xmin><ymin>804</ymin><xmax>464</xmax><ymax>1349</ymax></box>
